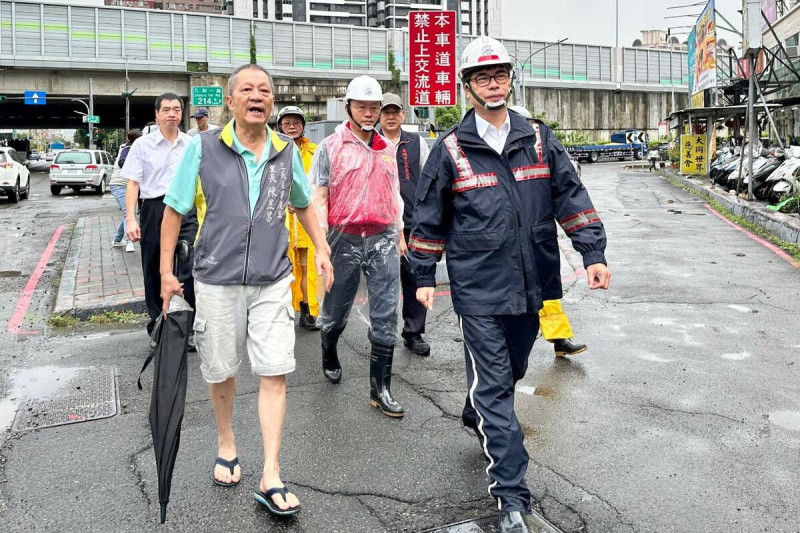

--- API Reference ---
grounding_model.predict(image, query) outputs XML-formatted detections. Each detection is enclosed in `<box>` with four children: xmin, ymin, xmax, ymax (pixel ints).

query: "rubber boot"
<box><xmin>299</xmin><ymin>302</ymin><xmax>319</xmax><ymax>331</ymax></box>
<box><xmin>553</xmin><ymin>338</ymin><xmax>587</xmax><ymax>357</ymax></box>
<box><xmin>369</xmin><ymin>341</ymin><xmax>404</xmax><ymax>418</ymax></box>
<box><xmin>321</xmin><ymin>327</ymin><xmax>344</xmax><ymax>383</ymax></box>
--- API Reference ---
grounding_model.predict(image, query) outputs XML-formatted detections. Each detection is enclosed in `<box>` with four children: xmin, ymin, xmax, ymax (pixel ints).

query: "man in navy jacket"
<box><xmin>408</xmin><ymin>36</ymin><xmax>611</xmax><ymax>532</ymax></box>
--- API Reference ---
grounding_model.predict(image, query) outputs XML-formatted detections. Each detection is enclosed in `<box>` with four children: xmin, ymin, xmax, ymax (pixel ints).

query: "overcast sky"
<box><xmin>502</xmin><ymin>0</ymin><xmax>744</xmax><ymax>49</ymax></box>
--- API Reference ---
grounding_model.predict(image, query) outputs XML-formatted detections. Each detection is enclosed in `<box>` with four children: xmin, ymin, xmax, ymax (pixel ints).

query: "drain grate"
<box><xmin>12</xmin><ymin>366</ymin><xmax>117</xmax><ymax>432</ymax></box>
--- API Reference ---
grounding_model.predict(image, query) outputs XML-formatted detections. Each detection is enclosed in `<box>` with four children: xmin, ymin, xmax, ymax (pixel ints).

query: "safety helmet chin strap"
<box><xmin>346</xmin><ymin>103</ymin><xmax>379</xmax><ymax>132</ymax></box>
<box><xmin>462</xmin><ymin>69</ymin><xmax>516</xmax><ymax>111</ymax></box>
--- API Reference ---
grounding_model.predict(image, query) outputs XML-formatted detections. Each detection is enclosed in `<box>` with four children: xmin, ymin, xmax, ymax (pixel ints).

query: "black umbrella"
<box><xmin>137</xmin><ymin>241</ymin><xmax>193</xmax><ymax>523</ymax></box>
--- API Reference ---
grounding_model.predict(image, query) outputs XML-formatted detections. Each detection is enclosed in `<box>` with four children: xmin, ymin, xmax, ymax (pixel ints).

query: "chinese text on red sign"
<box><xmin>409</xmin><ymin>10</ymin><xmax>457</xmax><ymax>107</ymax></box>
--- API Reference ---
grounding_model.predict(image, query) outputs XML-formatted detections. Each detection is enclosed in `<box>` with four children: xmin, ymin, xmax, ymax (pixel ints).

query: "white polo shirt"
<box><xmin>121</xmin><ymin>127</ymin><xmax>191</xmax><ymax>199</ymax></box>
<box><xmin>475</xmin><ymin>112</ymin><xmax>511</xmax><ymax>154</ymax></box>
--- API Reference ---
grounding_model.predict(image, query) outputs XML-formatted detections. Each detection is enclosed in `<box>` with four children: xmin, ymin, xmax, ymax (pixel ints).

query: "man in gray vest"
<box><xmin>160</xmin><ymin>64</ymin><xmax>333</xmax><ymax>517</ymax></box>
<box><xmin>379</xmin><ymin>93</ymin><xmax>431</xmax><ymax>356</ymax></box>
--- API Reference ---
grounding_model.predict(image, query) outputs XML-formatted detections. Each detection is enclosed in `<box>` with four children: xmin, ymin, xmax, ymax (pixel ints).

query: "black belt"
<box><xmin>141</xmin><ymin>195</ymin><xmax>166</xmax><ymax>203</ymax></box>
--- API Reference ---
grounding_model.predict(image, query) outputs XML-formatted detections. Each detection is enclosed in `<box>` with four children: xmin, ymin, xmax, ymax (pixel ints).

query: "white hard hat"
<box><xmin>458</xmin><ymin>36</ymin><xmax>514</xmax><ymax>80</ymax></box>
<box><xmin>345</xmin><ymin>75</ymin><xmax>383</xmax><ymax>104</ymax></box>
<box><xmin>277</xmin><ymin>105</ymin><xmax>306</xmax><ymax>125</ymax></box>
<box><xmin>508</xmin><ymin>105</ymin><xmax>532</xmax><ymax>120</ymax></box>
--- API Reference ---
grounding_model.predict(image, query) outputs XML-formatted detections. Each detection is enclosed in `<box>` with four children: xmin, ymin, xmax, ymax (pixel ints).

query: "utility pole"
<box><xmin>89</xmin><ymin>78</ymin><xmax>94</xmax><ymax>149</ymax></box>
<box><xmin>615</xmin><ymin>0</ymin><xmax>619</xmax><ymax>48</ymax></box>
<box><xmin>456</xmin><ymin>6</ymin><xmax>466</xmax><ymax>118</ymax></box>
<box><xmin>747</xmin><ymin>52</ymin><xmax>756</xmax><ymax>200</ymax></box>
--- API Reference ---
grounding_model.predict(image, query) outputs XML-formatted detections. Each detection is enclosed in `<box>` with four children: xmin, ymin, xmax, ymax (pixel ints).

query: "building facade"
<box><xmin>239</xmin><ymin>0</ymin><xmax>501</xmax><ymax>36</ymax></box>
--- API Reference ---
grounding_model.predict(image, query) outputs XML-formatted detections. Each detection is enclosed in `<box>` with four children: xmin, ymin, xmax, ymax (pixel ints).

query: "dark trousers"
<box><xmin>139</xmin><ymin>198</ymin><xmax>196</xmax><ymax>335</ymax></box>
<box><xmin>318</xmin><ymin>229</ymin><xmax>399</xmax><ymax>346</ymax></box>
<box><xmin>400</xmin><ymin>230</ymin><xmax>427</xmax><ymax>340</ymax></box>
<box><xmin>459</xmin><ymin>313</ymin><xmax>539</xmax><ymax>513</ymax></box>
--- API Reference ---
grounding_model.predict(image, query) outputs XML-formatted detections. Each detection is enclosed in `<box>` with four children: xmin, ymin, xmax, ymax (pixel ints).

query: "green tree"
<box><xmin>435</xmin><ymin>104</ymin><xmax>463</xmax><ymax>131</ymax></box>
<box><xmin>385</xmin><ymin>47</ymin><xmax>403</xmax><ymax>94</ymax></box>
<box><xmin>72</xmin><ymin>127</ymin><xmax>121</xmax><ymax>151</ymax></box>
<box><xmin>531</xmin><ymin>110</ymin><xmax>567</xmax><ymax>144</ymax></box>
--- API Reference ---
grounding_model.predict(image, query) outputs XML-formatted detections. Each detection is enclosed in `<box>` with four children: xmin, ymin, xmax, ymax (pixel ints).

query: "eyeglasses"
<box><xmin>470</xmin><ymin>71</ymin><xmax>511</xmax><ymax>87</ymax></box>
<box><xmin>281</xmin><ymin>120</ymin><xmax>304</xmax><ymax>127</ymax></box>
<box><xmin>352</xmin><ymin>103</ymin><xmax>381</xmax><ymax>114</ymax></box>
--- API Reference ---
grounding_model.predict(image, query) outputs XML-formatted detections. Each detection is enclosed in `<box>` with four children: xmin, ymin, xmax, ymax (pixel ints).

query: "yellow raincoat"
<box><xmin>539</xmin><ymin>300</ymin><xmax>573</xmax><ymax>341</ymax></box>
<box><xmin>288</xmin><ymin>136</ymin><xmax>319</xmax><ymax>315</ymax></box>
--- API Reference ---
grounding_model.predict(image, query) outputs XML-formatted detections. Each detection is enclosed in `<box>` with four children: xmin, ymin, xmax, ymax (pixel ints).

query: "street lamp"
<box><xmin>71</xmin><ymin>98</ymin><xmax>92</xmax><ymax>149</ymax></box>
<box><xmin>509</xmin><ymin>38</ymin><xmax>568</xmax><ymax>109</ymax></box>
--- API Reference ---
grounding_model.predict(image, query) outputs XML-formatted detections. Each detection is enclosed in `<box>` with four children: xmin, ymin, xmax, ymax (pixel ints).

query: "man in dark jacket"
<box><xmin>408</xmin><ymin>36</ymin><xmax>611</xmax><ymax>532</ymax></box>
<box><xmin>379</xmin><ymin>92</ymin><xmax>431</xmax><ymax>356</ymax></box>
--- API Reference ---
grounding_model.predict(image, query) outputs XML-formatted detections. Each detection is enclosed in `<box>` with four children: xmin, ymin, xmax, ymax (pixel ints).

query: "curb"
<box><xmin>52</xmin><ymin>216</ymin><xmax>146</xmax><ymax>319</ymax></box>
<box><xmin>53</xmin><ymin>218</ymin><xmax>82</xmax><ymax>315</ymax></box>
<box><xmin>658</xmin><ymin>168</ymin><xmax>800</xmax><ymax>245</ymax></box>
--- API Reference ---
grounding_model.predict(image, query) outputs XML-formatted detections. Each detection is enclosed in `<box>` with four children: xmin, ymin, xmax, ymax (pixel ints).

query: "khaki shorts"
<box><xmin>194</xmin><ymin>276</ymin><xmax>296</xmax><ymax>383</ymax></box>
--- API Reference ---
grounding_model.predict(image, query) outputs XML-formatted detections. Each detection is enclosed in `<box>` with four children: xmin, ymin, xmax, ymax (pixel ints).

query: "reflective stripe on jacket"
<box><xmin>408</xmin><ymin>109</ymin><xmax>607</xmax><ymax>315</ymax></box>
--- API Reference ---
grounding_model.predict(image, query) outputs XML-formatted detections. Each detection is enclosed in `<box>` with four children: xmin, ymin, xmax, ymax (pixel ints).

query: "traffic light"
<box><xmin>0</xmin><ymin>96</ymin><xmax>6</xmax><ymax>103</ymax></box>
<box><xmin>93</xmin><ymin>127</ymin><xmax>100</xmax><ymax>135</ymax></box>
<box><xmin>414</xmin><ymin>107</ymin><xmax>430</xmax><ymax>119</ymax></box>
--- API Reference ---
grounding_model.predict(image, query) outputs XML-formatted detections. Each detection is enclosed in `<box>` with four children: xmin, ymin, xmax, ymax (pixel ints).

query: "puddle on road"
<box><xmin>769</xmin><ymin>411</ymin><xmax>800</xmax><ymax>431</ymax></box>
<box><xmin>0</xmin><ymin>366</ymin><xmax>83</xmax><ymax>432</ymax></box>
<box><xmin>533</xmin><ymin>385</ymin><xmax>556</xmax><ymax>398</ymax></box>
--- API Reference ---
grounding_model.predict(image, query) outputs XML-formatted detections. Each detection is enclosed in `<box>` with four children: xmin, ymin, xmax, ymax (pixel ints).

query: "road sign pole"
<box><xmin>125</xmin><ymin>58</ymin><xmax>130</xmax><ymax>133</ymax></box>
<box><xmin>456</xmin><ymin>7</ymin><xmax>466</xmax><ymax>118</ymax></box>
<box><xmin>89</xmin><ymin>78</ymin><xmax>94</xmax><ymax>149</ymax></box>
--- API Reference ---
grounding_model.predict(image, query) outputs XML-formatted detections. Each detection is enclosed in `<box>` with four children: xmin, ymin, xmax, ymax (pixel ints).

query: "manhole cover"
<box><xmin>12</xmin><ymin>366</ymin><xmax>117</xmax><ymax>432</ymax></box>
<box><xmin>423</xmin><ymin>512</ymin><xmax>561</xmax><ymax>533</ymax></box>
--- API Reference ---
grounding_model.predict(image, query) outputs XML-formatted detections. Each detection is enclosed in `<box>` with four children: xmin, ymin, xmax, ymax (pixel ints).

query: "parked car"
<box><xmin>0</xmin><ymin>147</ymin><xmax>31</xmax><ymax>203</ymax></box>
<box><xmin>49</xmin><ymin>149</ymin><xmax>114</xmax><ymax>195</ymax></box>
<box><xmin>568</xmin><ymin>152</ymin><xmax>582</xmax><ymax>178</ymax></box>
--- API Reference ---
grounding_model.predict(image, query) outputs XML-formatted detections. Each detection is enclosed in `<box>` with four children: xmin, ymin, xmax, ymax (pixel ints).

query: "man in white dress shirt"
<box><xmin>123</xmin><ymin>93</ymin><xmax>197</xmax><ymax>339</ymax></box>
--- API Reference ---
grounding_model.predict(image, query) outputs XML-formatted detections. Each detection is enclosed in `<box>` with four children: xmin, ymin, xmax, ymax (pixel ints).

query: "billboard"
<box><xmin>681</xmin><ymin>135</ymin><xmax>707</xmax><ymax>175</ymax></box>
<box><xmin>409</xmin><ymin>10</ymin><xmax>457</xmax><ymax>107</ymax></box>
<box><xmin>760</xmin><ymin>0</ymin><xmax>778</xmax><ymax>31</ymax></box>
<box><xmin>690</xmin><ymin>0</ymin><xmax>717</xmax><ymax>95</ymax></box>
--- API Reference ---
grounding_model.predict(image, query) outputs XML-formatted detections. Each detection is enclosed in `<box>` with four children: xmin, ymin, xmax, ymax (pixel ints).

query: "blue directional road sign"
<box><xmin>24</xmin><ymin>91</ymin><xmax>47</xmax><ymax>105</ymax></box>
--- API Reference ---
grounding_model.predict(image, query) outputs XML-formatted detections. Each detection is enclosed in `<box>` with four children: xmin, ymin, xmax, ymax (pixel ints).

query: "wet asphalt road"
<box><xmin>0</xmin><ymin>163</ymin><xmax>799</xmax><ymax>532</ymax></box>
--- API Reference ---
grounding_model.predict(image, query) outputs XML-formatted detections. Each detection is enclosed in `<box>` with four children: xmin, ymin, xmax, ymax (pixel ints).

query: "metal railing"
<box><xmin>0</xmin><ymin>0</ymin><xmax>391</xmax><ymax>74</ymax></box>
<box><xmin>1</xmin><ymin>0</ymin><xmax>688</xmax><ymax>88</ymax></box>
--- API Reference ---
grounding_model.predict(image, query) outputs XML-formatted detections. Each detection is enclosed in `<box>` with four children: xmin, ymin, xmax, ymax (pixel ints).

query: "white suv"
<box><xmin>0</xmin><ymin>147</ymin><xmax>31</xmax><ymax>203</ymax></box>
<box><xmin>49</xmin><ymin>149</ymin><xmax>114</xmax><ymax>195</ymax></box>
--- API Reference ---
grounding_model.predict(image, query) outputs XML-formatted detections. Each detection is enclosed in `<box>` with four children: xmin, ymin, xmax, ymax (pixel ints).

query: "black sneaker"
<box><xmin>403</xmin><ymin>335</ymin><xmax>431</xmax><ymax>356</ymax></box>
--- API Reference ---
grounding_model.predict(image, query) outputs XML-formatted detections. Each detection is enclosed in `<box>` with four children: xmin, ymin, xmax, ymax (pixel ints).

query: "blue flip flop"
<box><xmin>253</xmin><ymin>484</ymin><xmax>301</xmax><ymax>516</ymax></box>
<box><xmin>212</xmin><ymin>457</ymin><xmax>240</xmax><ymax>487</ymax></box>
